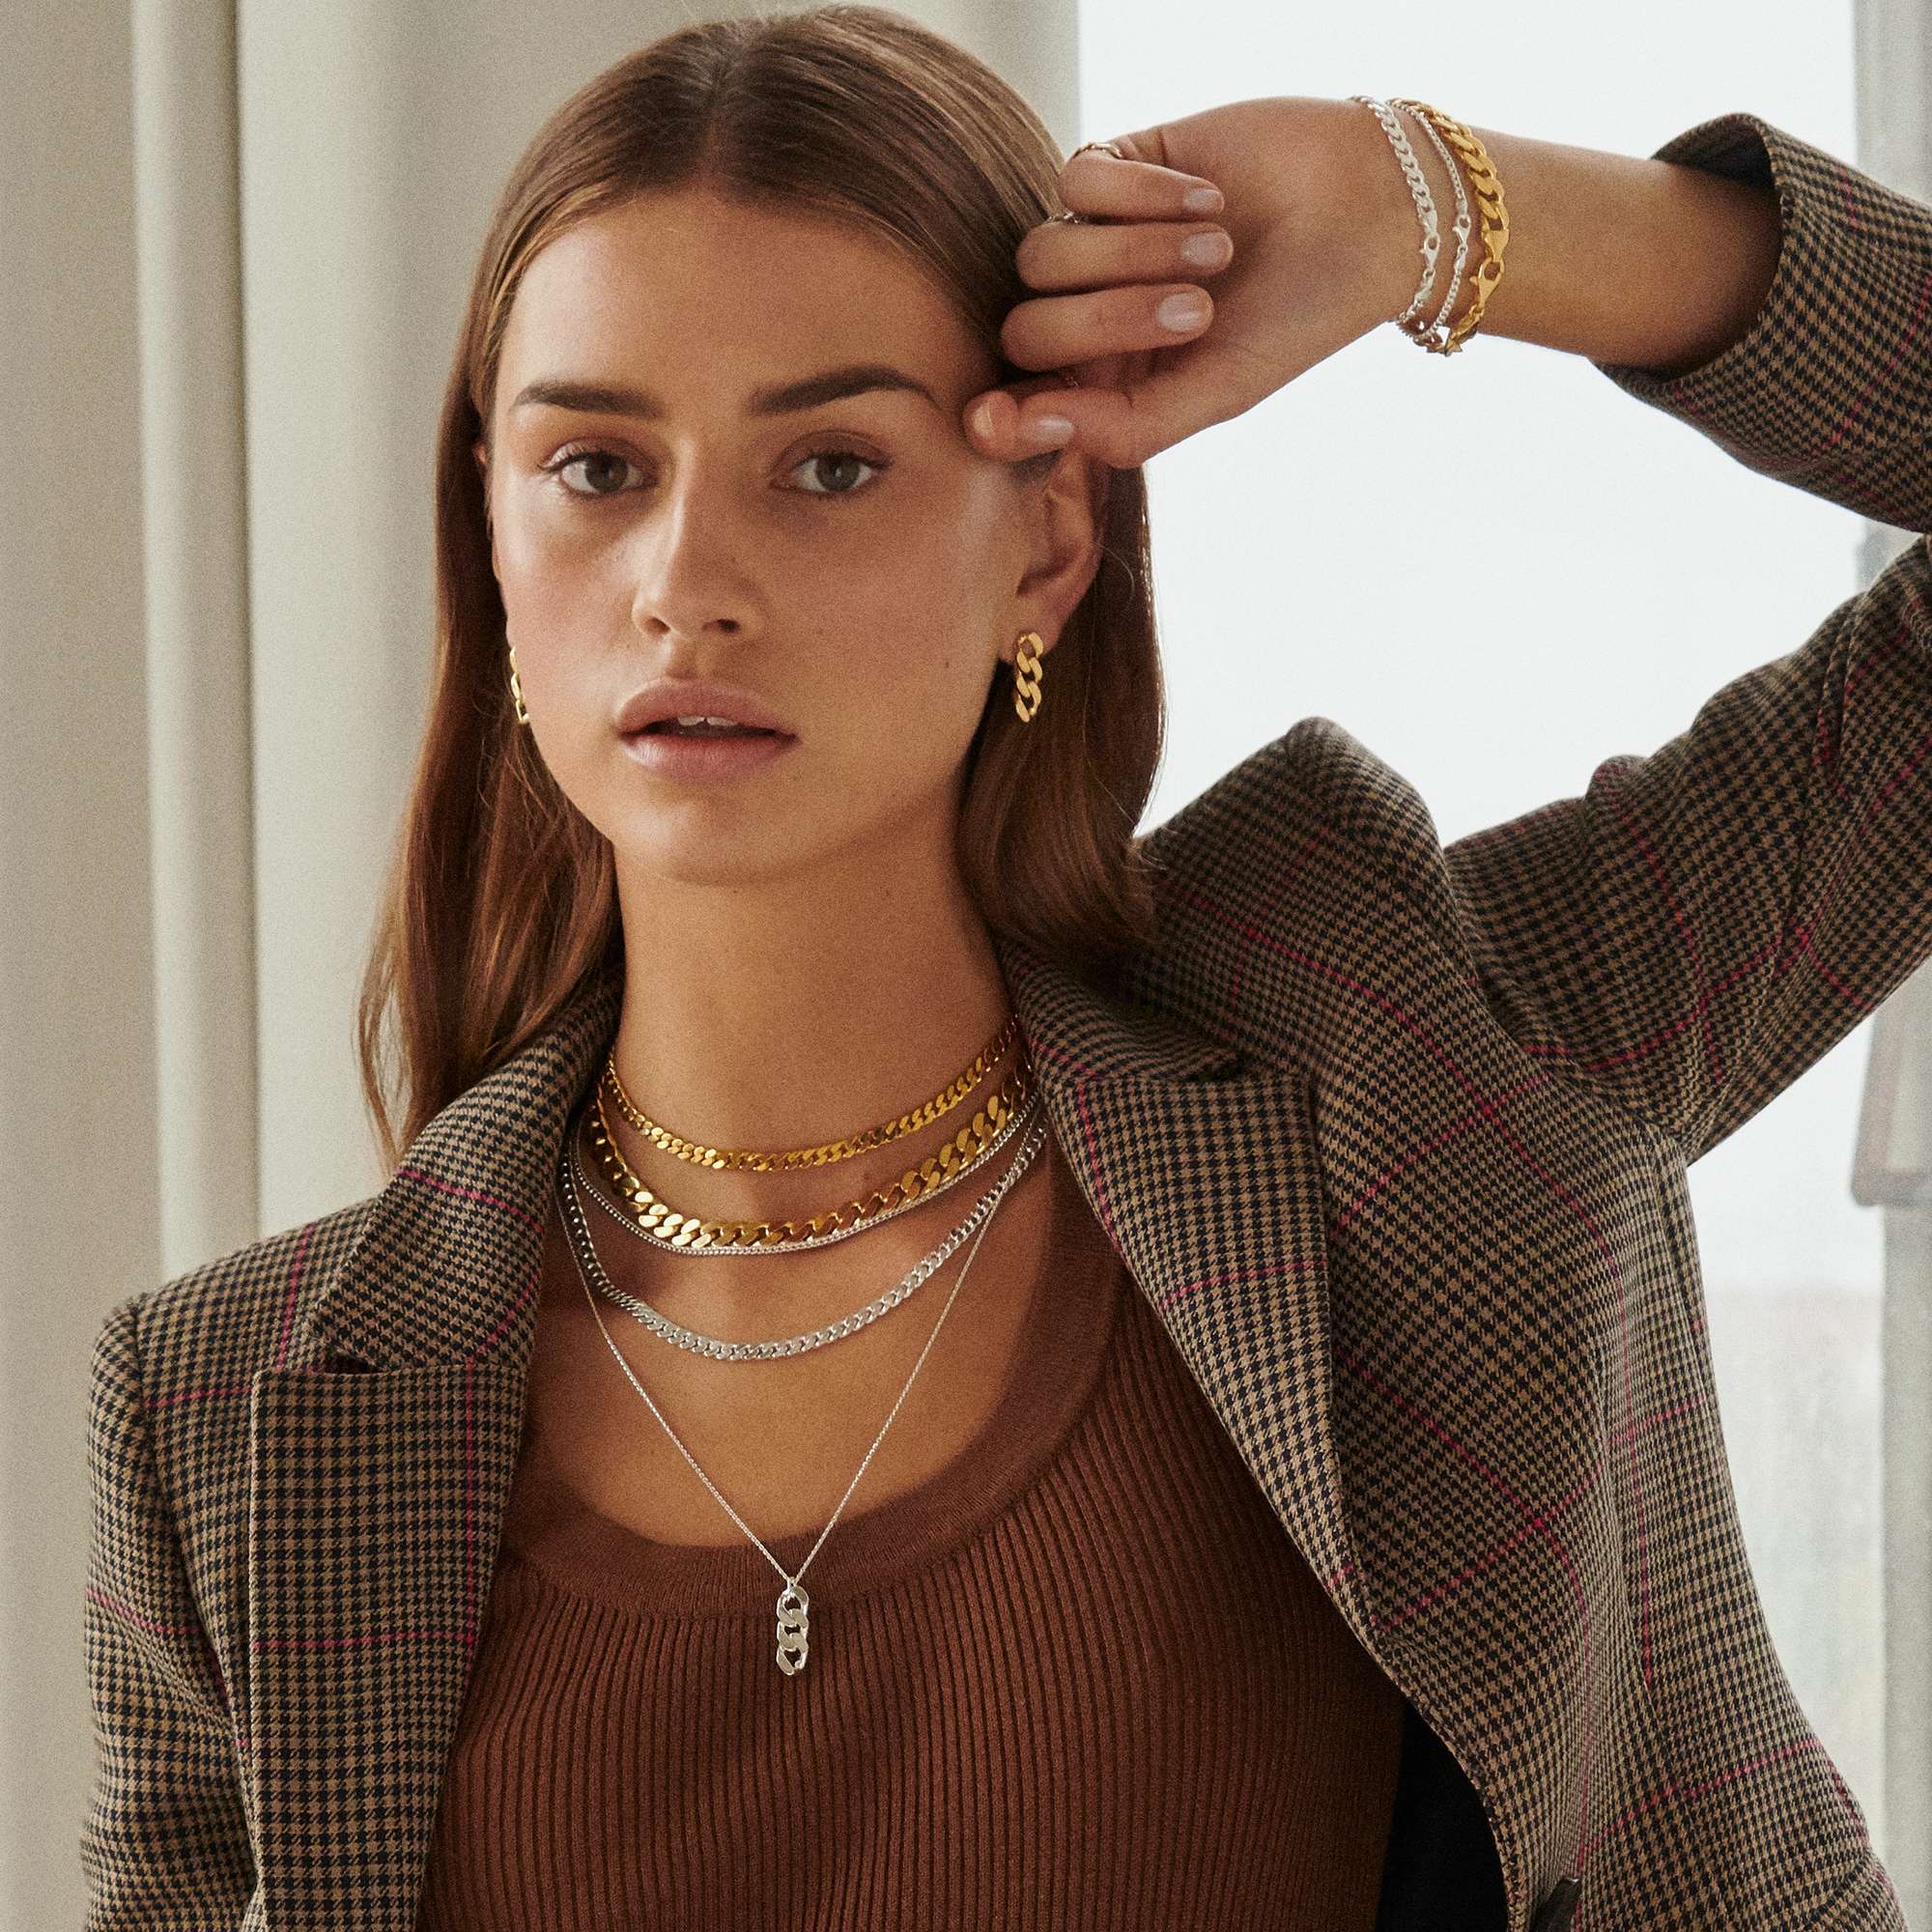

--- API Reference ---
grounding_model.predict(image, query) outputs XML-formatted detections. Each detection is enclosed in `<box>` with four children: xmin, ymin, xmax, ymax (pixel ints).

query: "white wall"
<box><xmin>1079</xmin><ymin>0</ymin><xmax>1889</xmax><ymax>1848</ymax></box>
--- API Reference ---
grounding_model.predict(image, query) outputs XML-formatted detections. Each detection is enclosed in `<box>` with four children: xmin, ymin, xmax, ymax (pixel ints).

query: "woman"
<box><xmin>81</xmin><ymin>6</ymin><xmax>1929</xmax><ymax>1929</ymax></box>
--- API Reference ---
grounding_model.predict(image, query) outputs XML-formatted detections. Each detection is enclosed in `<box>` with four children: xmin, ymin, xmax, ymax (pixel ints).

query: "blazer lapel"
<box><xmin>244</xmin><ymin>957</ymin><xmax>625</xmax><ymax>1930</ymax></box>
<box><xmin>993</xmin><ymin>928</ymin><xmax>1378</xmax><ymax>1657</ymax></box>
<box><xmin>243</xmin><ymin>937</ymin><xmax>1377</xmax><ymax>1926</ymax></box>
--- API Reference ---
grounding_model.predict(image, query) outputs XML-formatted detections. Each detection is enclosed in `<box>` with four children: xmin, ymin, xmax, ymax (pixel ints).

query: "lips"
<box><xmin>619</xmin><ymin>722</ymin><xmax>799</xmax><ymax>782</ymax></box>
<box><xmin>613</xmin><ymin>683</ymin><xmax>792</xmax><ymax>736</ymax></box>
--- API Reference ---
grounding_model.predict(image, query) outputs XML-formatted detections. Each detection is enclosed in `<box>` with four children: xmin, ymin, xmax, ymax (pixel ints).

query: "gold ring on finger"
<box><xmin>1055</xmin><ymin>138</ymin><xmax>1126</xmax><ymax>221</ymax></box>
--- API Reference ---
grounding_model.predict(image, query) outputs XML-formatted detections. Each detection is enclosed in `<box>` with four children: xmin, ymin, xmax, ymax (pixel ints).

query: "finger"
<box><xmin>962</xmin><ymin>387</ymin><xmax>1026</xmax><ymax>456</ymax></box>
<box><xmin>1015</xmin><ymin>216</ymin><xmax>1233</xmax><ymax>292</ymax></box>
<box><xmin>1059</xmin><ymin>136</ymin><xmax>1224</xmax><ymax>222</ymax></box>
<box><xmin>961</xmin><ymin>372</ymin><xmax>1092</xmax><ymax>461</ymax></box>
<box><xmin>1009</xmin><ymin>337</ymin><xmax>1270</xmax><ymax>470</ymax></box>
<box><xmin>999</xmin><ymin>280</ymin><xmax>1215</xmax><ymax>377</ymax></box>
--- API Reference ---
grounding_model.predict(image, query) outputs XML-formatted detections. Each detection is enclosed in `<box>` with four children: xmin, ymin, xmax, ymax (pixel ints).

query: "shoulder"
<box><xmin>1136</xmin><ymin>719</ymin><xmax>1459</xmax><ymax>951</ymax></box>
<box><xmin>90</xmin><ymin>1195</ymin><xmax>378</xmax><ymax>1419</ymax></box>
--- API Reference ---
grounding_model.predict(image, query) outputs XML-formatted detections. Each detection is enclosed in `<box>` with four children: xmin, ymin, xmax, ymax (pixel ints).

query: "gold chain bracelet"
<box><xmin>1389</xmin><ymin>99</ymin><xmax>1511</xmax><ymax>355</ymax></box>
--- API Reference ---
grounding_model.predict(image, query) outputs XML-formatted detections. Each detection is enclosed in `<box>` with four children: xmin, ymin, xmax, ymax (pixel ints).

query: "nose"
<box><xmin>624</xmin><ymin>469</ymin><xmax>754</xmax><ymax>645</ymax></box>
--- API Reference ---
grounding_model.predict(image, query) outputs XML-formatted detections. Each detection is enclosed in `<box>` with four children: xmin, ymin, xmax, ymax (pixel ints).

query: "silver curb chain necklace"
<box><xmin>564</xmin><ymin>1085</ymin><xmax>1043</xmax><ymax>1359</ymax></box>
<box><xmin>554</xmin><ymin>1101</ymin><xmax>1050</xmax><ymax>1676</ymax></box>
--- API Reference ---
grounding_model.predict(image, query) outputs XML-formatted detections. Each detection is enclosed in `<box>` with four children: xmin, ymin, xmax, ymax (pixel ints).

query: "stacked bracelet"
<box><xmin>1351</xmin><ymin>95</ymin><xmax>1511</xmax><ymax>355</ymax></box>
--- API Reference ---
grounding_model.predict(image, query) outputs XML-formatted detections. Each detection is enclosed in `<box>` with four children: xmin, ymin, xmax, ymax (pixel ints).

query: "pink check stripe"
<box><xmin>151</xmin><ymin>1378</ymin><xmax>254</xmax><ymax>1409</ymax></box>
<box><xmin>1329</xmin><ymin>1070</ymin><xmax>1554</xmax><ymax>1238</ymax></box>
<box><xmin>86</xmin><ymin>1585</ymin><xmax>200</xmax><ymax>1643</ymax></box>
<box><xmin>1662</xmin><ymin>265</ymin><xmax>1932</xmax><ymax>524</ymax></box>
<box><xmin>1501</xmin><ymin>613</ymin><xmax>1928</xmax><ymax>1096</ymax></box>
<box><xmin>1822</xmin><ymin>600</ymin><xmax>1924</xmax><ymax>802</ymax></box>
<box><xmin>1359</xmin><ymin>1380</ymin><xmax>1710</xmax><ymax>1638</ymax></box>
<box><xmin>1577</xmin><ymin>1725</ymin><xmax>1877</xmax><ymax>1917</ymax></box>
<box><xmin>86</xmin><ymin>1585</ymin><xmax>246</xmax><ymax>1750</ymax></box>
<box><xmin>1598</xmin><ymin>759</ymin><xmax>1725</xmax><ymax>1087</ymax></box>
<box><xmin>272</xmin><ymin>1221</ymin><xmax>315</xmax><ymax>1371</ymax></box>
<box><xmin>1834</xmin><ymin>162</ymin><xmax>1861</xmax><ymax>232</ymax></box>
<box><xmin>1341</xmin><ymin>1337</ymin><xmax>1599</xmax><ymax>1844</ymax></box>
<box><xmin>395</xmin><ymin>1163</ymin><xmax>547</xmax><ymax>1236</ymax></box>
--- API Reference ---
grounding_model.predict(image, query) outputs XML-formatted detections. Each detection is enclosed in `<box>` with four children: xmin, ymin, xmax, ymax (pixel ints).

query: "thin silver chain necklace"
<box><xmin>554</xmin><ymin>1105</ymin><xmax>1049</xmax><ymax>1676</ymax></box>
<box><xmin>564</xmin><ymin>1085</ymin><xmax>1043</xmax><ymax>1360</ymax></box>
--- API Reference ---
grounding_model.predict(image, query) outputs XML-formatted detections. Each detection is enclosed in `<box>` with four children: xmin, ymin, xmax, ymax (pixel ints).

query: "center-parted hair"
<box><xmin>355</xmin><ymin>4</ymin><xmax>1169</xmax><ymax>1175</ymax></box>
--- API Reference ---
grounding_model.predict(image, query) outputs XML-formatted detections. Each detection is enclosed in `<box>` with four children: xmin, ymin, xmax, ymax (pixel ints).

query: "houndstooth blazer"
<box><xmin>82</xmin><ymin>108</ymin><xmax>1931</xmax><ymax>1932</ymax></box>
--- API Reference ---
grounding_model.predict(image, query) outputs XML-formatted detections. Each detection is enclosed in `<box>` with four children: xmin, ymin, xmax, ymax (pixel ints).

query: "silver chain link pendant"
<box><xmin>776</xmin><ymin>1581</ymin><xmax>810</xmax><ymax>1675</ymax></box>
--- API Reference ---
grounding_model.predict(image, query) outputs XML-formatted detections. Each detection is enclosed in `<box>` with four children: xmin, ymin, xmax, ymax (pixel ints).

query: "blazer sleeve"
<box><xmin>1435</xmin><ymin>109</ymin><xmax>1932</xmax><ymax>1165</ymax></box>
<box><xmin>80</xmin><ymin>1293</ymin><xmax>256</xmax><ymax>1929</ymax></box>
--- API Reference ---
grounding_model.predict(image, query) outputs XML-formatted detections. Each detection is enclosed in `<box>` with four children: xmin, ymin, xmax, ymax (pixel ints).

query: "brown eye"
<box><xmin>544</xmin><ymin>444</ymin><xmax>639</xmax><ymax>498</ymax></box>
<box><xmin>788</xmin><ymin>448</ymin><xmax>891</xmax><ymax>497</ymax></box>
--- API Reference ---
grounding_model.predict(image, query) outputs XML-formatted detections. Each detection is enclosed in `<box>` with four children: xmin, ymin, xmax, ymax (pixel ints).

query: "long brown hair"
<box><xmin>355</xmin><ymin>4</ymin><xmax>1169</xmax><ymax>1176</ymax></box>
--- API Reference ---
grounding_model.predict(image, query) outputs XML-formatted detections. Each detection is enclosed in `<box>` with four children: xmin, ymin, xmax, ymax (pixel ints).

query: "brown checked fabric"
<box><xmin>82</xmin><ymin>109</ymin><xmax>1931</xmax><ymax>1932</ymax></box>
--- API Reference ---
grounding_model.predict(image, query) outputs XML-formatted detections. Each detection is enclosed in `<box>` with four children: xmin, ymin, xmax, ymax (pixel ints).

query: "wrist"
<box><xmin>1358</xmin><ymin>110</ymin><xmax>1783</xmax><ymax>368</ymax></box>
<box><xmin>1346</xmin><ymin>96</ymin><xmax>1481</xmax><ymax>344</ymax></box>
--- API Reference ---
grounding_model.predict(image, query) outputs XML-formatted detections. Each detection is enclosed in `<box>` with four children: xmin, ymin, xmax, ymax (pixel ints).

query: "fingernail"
<box><xmin>1028</xmin><ymin>414</ymin><xmax>1074</xmax><ymax>444</ymax></box>
<box><xmin>1157</xmin><ymin>292</ymin><xmax>1210</xmax><ymax>329</ymax></box>
<box><xmin>972</xmin><ymin>398</ymin><xmax>997</xmax><ymax>440</ymax></box>
<box><xmin>1182</xmin><ymin>185</ymin><xmax>1224</xmax><ymax>213</ymax></box>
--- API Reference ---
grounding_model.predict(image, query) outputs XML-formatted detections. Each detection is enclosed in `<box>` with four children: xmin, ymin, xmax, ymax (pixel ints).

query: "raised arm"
<box><xmin>1348</xmin><ymin>106</ymin><xmax>1784</xmax><ymax>381</ymax></box>
<box><xmin>1426</xmin><ymin>111</ymin><xmax>1932</xmax><ymax>1158</ymax></box>
<box><xmin>961</xmin><ymin>92</ymin><xmax>1926</xmax><ymax>540</ymax></box>
<box><xmin>962</xmin><ymin>95</ymin><xmax>1931</xmax><ymax>1165</ymax></box>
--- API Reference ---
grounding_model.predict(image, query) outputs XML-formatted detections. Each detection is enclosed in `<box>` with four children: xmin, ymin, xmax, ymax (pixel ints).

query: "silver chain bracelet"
<box><xmin>1350</xmin><ymin>95</ymin><xmax>1474</xmax><ymax>352</ymax></box>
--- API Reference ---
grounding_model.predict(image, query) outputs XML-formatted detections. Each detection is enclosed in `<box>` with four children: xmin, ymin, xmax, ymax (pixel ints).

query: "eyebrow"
<box><xmin>509</xmin><ymin>363</ymin><xmax>940</xmax><ymax>420</ymax></box>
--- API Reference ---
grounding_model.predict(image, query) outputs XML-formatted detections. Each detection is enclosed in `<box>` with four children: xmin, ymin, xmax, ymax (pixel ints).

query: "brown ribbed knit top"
<box><xmin>415</xmin><ymin>1139</ymin><xmax>1406</xmax><ymax>1929</ymax></box>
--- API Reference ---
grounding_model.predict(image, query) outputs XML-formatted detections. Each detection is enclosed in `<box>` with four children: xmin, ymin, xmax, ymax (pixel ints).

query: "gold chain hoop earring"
<box><xmin>508</xmin><ymin>644</ymin><xmax>531</xmax><ymax>726</ymax></box>
<box><xmin>1011</xmin><ymin>632</ymin><xmax>1044</xmax><ymax>724</ymax></box>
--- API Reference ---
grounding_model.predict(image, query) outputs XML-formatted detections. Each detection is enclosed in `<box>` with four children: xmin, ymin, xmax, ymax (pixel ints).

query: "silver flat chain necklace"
<box><xmin>554</xmin><ymin>1102</ymin><xmax>1050</xmax><ymax>1676</ymax></box>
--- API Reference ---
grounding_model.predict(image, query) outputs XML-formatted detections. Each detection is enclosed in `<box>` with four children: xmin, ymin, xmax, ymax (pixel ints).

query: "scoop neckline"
<box><xmin>499</xmin><ymin>1124</ymin><xmax>1124</xmax><ymax>1617</ymax></box>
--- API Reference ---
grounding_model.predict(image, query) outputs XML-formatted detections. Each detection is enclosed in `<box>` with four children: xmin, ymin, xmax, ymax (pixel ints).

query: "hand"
<box><xmin>963</xmin><ymin>95</ymin><xmax>1417</xmax><ymax>469</ymax></box>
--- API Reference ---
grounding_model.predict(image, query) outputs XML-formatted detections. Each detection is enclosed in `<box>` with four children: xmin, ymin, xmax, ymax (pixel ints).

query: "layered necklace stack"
<box><xmin>554</xmin><ymin>1009</ymin><xmax>1048</xmax><ymax>1677</ymax></box>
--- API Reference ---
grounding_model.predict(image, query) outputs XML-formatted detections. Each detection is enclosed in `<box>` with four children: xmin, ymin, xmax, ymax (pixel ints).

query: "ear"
<box><xmin>1007</xmin><ymin>446</ymin><xmax>1107</xmax><ymax>662</ymax></box>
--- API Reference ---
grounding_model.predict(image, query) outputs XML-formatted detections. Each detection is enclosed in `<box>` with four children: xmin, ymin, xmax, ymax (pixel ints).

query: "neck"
<box><xmin>605</xmin><ymin>840</ymin><xmax>1018</xmax><ymax>1229</ymax></box>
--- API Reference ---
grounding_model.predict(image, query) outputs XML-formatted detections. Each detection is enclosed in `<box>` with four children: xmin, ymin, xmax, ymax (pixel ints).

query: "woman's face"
<box><xmin>475</xmin><ymin>186</ymin><xmax>1098</xmax><ymax>891</ymax></box>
